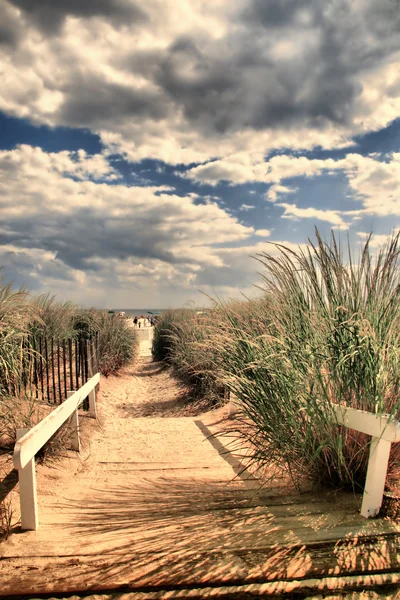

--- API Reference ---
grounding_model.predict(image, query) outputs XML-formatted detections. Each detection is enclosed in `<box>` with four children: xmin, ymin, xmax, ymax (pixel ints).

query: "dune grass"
<box><xmin>153</xmin><ymin>232</ymin><xmax>400</xmax><ymax>493</ymax></box>
<box><xmin>213</xmin><ymin>231</ymin><xmax>400</xmax><ymax>491</ymax></box>
<box><xmin>152</xmin><ymin>308</ymin><xmax>227</xmax><ymax>403</ymax></box>
<box><xmin>0</xmin><ymin>283</ymin><xmax>139</xmax><ymax>450</ymax></box>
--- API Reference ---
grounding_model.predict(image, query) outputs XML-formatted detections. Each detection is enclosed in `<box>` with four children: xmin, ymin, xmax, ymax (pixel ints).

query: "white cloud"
<box><xmin>0</xmin><ymin>145</ymin><xmax>256</xmax><ymax>303</ymax></box>
<box><xmin>186</xmin><ymin>151</ymin><xmax>400</xmax><ymax>223</ymax></box>
<box><xmin>356</xmin><ymin>230</ymin><xmax>400</xmax><ymax>248</ymax></box>
<box><xmin>279</xmin><ymin>204</ymin><xmax>349</xmax><ymax>228</ymax></box>
<box><xmin>1</xmin><ymin>0</ymin><xmax>400</xmax><ymax>164</ymax></box>
<box><xmin>239</xmin><ymin>203</ymin><xmax>255</xmax><ymax>211</ymax></box>
<box><xmin>267</xmin><ymin>184</ymin><xmax>297</xmax><ymax>202</ymax></box>
<box><xmin>254</xmin><ymin>229</ymin><xmax>271</xmax><ymax>237</ymax></box>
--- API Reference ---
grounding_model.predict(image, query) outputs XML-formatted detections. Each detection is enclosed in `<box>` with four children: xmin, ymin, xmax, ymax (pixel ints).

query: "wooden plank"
<box><xmin>13</xmin><ymin>373</ymin><xmax>100</xmax><ymax>470</ymax></box>
<box><xmin>75</xmin><ymin>339</ymin><xmax>79</xmax><ymax>390</ymax></box>
<box><xmin>44</xmin><ymin>338</ymin><xmax>50</xmax><ymax>403</ymax></box>
<box><xmin>57</xmin><ymin>339</ymin><xmax>62</xmax><ymax>402</ymax></box>
<box><xmin>68</xmin><ymin>338</ymin><xmax>73</xmax><ymax>391</ymax></box>
<box><xmin>332</xmin><ymin>404</ymin><xmax>400</xmax><ymax>442</ymax></box>
<box><xmin>63</xmin><ymin>339</ymin><xmax>67</xmax><ymax>399</ymax></box>
<box><xmin>0</xmin><ymin>536</ymin><xmax>399</xmax><ymax>597</ymax></box>
<box><xmin>51</xmin><ymin>338</ymin><xmax>57</xmax><ymax>403</ymax></box>
<box><xmin>39</xmin><ymin>336</ymin><xmax>44</xmax><ymax>401</ymax></box>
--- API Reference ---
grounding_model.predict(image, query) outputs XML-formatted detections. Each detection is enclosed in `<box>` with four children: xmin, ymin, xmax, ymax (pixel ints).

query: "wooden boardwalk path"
<box><xmin>1</xmin><ymin>331</ymin><xmax>400</xmax><ymax>598</ymax></box>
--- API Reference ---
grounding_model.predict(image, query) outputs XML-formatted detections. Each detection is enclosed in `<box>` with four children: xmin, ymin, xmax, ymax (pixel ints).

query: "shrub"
<box><xmin>211</xmin><ymin>231</ymin><xmax>400</xmax><ymax>492</ymax></box>
<box><xmin>152</xmin><ymin>309</ymin><xmax>187</xmax><ymax>361</ymax></box>
<box><xmin>0</xmin><ymin>283</ymin><xmax>38</xmax><ymax>397</ymax></box>
<box><xmin>92</xmin><ymin>312</ymin><xmax>139</xmax><ymax>376</ymax></box>
<box><xmin>30</xmin><ymin>293</ymin><xmax>77</xmax><ymax>341</ymax></box>
<box><xmin>153</xmin><ymin>308</ymin><xmax>227</xmax><ymax>403</ymax></box>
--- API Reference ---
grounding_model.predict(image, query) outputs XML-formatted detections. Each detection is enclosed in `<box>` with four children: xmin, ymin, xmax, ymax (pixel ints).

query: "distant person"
<box><xmin>133</xmin><ymin>316</ymin><xmax>138</xmax><ymax>327</ymax></box>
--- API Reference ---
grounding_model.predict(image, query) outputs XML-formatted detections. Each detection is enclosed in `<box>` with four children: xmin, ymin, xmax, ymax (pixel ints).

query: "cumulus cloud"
<box><xmin>279</xmin><ymin>204</ymin><xmax>349</xmax><ymax>228</ymax></box>
<box><xmin>0</xmin><ymin>145</ymin><xmax>255</xmax><ymax>301</ymax></box>
<box><xmin>267</xmin><ymin>184</ymin><xmax>297</xmax><ymax>202</ymax></box>
<box><xmin>8</xmin><ymin>0</ymin><xmax>147</xmax><ymax>34</ymax></box>
<box><xmin>1</xmin><ymin>0</ymin><xmax>400</xmax><ymax>162</ymax></box>
<box><xmin>254</xmin><ymin>229</ymin><xmax>271</xmax><ymax>237</ymax></box>
<box><xmin>356</xmin><ymin>230</ymin><xmax>400</xmax><ymax>248</ymax></box>
<box><xmin>0</xmin><ymin>145</ymin><xmax>119</xmax><ymax>182</ymax></box>
<box><xmin>186</xmin><ymin>151</ymin><xmax>400</xmax><ymax>223</ymax></box>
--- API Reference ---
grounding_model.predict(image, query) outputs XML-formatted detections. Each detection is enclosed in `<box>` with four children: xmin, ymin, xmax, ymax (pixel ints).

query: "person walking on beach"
<box><xmin>133</xmin><ymin>316</ymin><xmax>138</xmax><ymax>327</ymax></box>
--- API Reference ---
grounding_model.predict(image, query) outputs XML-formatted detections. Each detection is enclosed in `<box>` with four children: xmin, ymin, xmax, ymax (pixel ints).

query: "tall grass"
<box><xmin>153</xmin><ymin>308</ymin><xmax>227</xmax><ymax>402</ymax></box>
<box><xmin>30</xmin><ymin>293</ymin><xmax>77</xmax><ymax>340</ymax></box>
<box><xmin>212</xmin><ymin>231</ymin><xmax>400</xmax><ymax>491</ymax></box>
<box><xmin>90</xmin><ymin>311</ymin><xmax>139</xmax><ymax>376</ymax></box>
<box><xmin>0</xmin><ymin>281</ymin><xmax>139</xmax><ymax>450</ymax></box>
<box><xmin>0</xmin><ymin>283</ymin><xmax>38</xmax><ymax>397</ymax></box>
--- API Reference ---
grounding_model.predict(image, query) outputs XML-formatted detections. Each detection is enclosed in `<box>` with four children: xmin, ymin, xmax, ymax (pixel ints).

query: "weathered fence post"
<box><xmin>87</xmin><ymin>341</ymin><xmax>97</xmax><ymax>418</ymax></box>
<box><xmin>16</xmin><ymin>428</ymin><xmax>38</xmax><ymax>531</ymax></box>
<box><xmin>361</xmin><ymin>436</ymin><xmax>392</xmax><ymax>518</ymax></box>
<box><xmin>332</xmin><ymin>404</ymin><xmax>400</xmax><ymax>518</ymax></box>
<box><xmin>67</xmin><ymin>390</ymin><xmax>80</xmax><ymax>452</ymax></box>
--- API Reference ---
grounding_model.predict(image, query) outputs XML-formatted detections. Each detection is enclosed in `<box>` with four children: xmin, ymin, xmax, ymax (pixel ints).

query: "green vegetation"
<box><xmin>153</xmin><ymin>231</ymin><xmax>400</xmax><ymax>492</ymax></box>
<box><xmin>72</xmin><ymin>309</ymin><xmax>139</xmax><ymax>376</ymax></box>
<box><xmin>0</xmin><ymin>283</ymin><xmax>139</xmax><ymax>449</ymax></box>
<box><xmin>152</xmin><ymin>308</ymin><xmax>227</xmax><ymax>403</ymax></box>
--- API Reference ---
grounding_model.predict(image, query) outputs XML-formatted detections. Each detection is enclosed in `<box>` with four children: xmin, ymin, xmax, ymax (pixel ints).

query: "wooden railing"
<box><xmin>332</xmin><ymin>403</ymin><xmax>400</xmax><ymax>518</ymax></box>
<box><xmin>13</xmin><ymin>373</ymin><xmax>100</xmax><ymax>531</ymax></box>
<box><xmin>228</xmin><ymin>397</ymin><xmax>400</xmax><ymax>518</ymax></box>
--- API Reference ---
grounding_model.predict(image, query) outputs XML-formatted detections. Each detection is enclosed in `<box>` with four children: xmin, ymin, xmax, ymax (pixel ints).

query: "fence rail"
<box><xmin>13</xmin><ymin>373</ymin><xmax>100</xmax><ymax>531</ymax></box>
<box><xmin>332</xmin><ymin>403</ymin><xmax>400</xmax><ymax>518</ymax></box>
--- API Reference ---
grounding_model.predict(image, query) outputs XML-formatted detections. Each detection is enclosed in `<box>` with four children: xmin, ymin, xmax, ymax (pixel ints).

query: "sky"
<box><xmin>0</xmin><ymin>0</ymin><xmax>400</xmax><ymax>309</ymax></box>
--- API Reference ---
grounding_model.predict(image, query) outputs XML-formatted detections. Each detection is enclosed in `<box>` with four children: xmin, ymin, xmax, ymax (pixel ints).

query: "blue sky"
<box><xmin>0</xmin><ymin>0</ymin><xmax>399</xmax><ymax>308</ymax></box>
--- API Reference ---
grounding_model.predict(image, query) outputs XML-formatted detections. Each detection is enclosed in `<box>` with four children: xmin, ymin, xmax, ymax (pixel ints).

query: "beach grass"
<box><xmin>152</xmin><ymin>231</ymin><xmax>400</xmax><ymax>492</ymax></box>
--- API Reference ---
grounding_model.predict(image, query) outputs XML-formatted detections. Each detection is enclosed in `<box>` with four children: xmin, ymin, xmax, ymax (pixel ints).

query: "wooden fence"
<box><xmin>24</xmin><ymin>334</ymin><xmax>99</xmax><ymax>406</ymax></box>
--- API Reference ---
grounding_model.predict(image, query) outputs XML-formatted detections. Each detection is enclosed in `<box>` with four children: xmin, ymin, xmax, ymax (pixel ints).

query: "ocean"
<box><xmin>110</xmin><ymin>308</ymin><xmax>168</xmax><ymax>317</ymax></box>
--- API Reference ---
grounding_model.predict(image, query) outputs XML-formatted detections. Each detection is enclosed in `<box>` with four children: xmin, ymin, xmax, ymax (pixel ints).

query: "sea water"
<box><xmin>110</xmin><ymin>308</ymin><xmax>167</xmax><ymax>317</ymax></box>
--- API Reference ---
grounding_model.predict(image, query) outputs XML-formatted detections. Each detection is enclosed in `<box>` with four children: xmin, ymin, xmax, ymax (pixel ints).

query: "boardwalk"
<box><xmin>1</xmin><ymin>332</ymin><xmax>400</xmax><ymax>598</ymax></box>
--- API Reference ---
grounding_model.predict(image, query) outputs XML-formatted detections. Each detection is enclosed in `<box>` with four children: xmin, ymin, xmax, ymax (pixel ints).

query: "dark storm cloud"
<box><xmin>242</xmin><ymin>0</ymin><xmax>321</xmax><ymax>27</ymax></box>
<box><xmin>149</xmin><ymin>1</ymin><xmax>400</xmax><ymax>133</ymax></box>
<box><xmin>154</xmin><ymin>38</ymin><xmax>241</xmax><ymax>133</ymax></box>
<box><xmin>0</xmin><ymin>208</ymin><xmax>189</xmax><ymax>275</ymax></box>
<box><xmin>58</xmin><ymin>75</ymin><xmax>169</xmax><ymax>128</ymax></box>
<box><xmin>0</xmin><ymin>2</ymin><xmax>22</xmax><ymax>47</ymax></box>
<box><xmin>7</xmin><ymin>0</ymin><xmax>147</xmax><ymax>34</ymax></box>
<box><xmin>3</xmin><ymin>0</ymin><xmax>400</xmax><ymax>140</ymax></box>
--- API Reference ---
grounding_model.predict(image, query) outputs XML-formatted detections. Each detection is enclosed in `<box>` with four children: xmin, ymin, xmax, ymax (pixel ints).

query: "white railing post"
<box><xmin>16</xmin><ymin>428</ymin><xmax>38</xmax><ymax>531</ymax></box>
<box><xmin>331</xmin><ymin>404</ymin><xmax>400</xmax><ymax>518</ymax></box>
<box><xmin>67</xmin><ymin>391</ymin><xmax>80</xmax><ymax>452</ymax></box>
<box><xmin>361</xmin><ymin>436</ymin><xmax>391</xmax><ymax>518</ymax></box>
